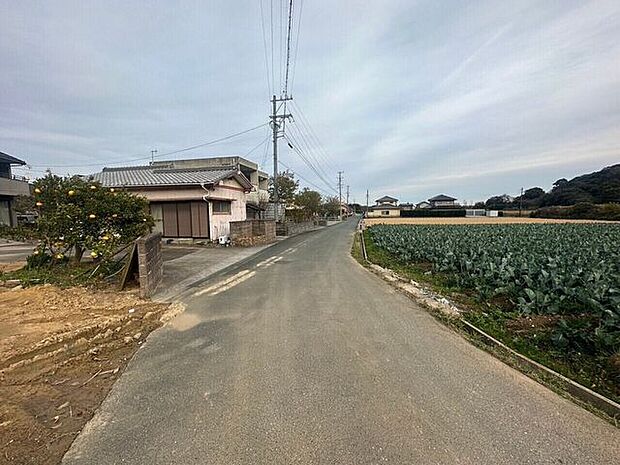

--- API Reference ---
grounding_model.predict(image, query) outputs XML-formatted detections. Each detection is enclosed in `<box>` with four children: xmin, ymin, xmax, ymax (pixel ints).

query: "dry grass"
<box><xmin>363</xmin><ymin>217</ymin><xmax>611</xmax><ymax>225</ymax></box>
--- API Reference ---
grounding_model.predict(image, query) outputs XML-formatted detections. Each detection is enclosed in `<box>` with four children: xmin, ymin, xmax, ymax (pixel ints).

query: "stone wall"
<box><xmin>277</xmin><ymin>220</ymin><xmax>319</xmax><ymax>236</ymax></box>
<box><xmin>136</xmin><ymin>232</ymin><xmax>163</xmax><ymax>298</ymax></box>
<box><xmin>230</xmin><ymin>220</ymin><xmax>276</xmax><ymax>246</ymax></box>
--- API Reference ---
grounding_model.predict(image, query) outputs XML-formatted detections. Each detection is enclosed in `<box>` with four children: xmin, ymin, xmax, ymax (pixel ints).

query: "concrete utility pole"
<box><xmin>366</xmin><ymin>189</ymin><xmax>369</xmax><ymax>217</ymax></box>
<box><xmin>338</xmin><ymin>171</ymin><xmax>343</xmax><ymax>220</ymax></box>
<box><xmin>150</xmin><ymin>149</ymin><xmax>157</xmax><ymax>164</ymax></box>
<box><xmin>346</xmin><ymin>185</ymin><xmax>350</xmax><ymax>207</ymax></box>
<box><xmin>519</xmin><ymin>187</ymin><xmax>524</xmax><ymax>217</ymax></box>
<box><xmin>270</xmin><ymin>94</ymin><xmax>293</xmax><ymax>210</ymax></box>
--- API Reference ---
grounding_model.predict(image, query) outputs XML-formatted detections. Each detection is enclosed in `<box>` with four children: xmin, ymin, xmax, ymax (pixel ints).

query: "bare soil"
<box><xmin>0</xmin><ymin>285</ymin><xmax>170</xmax><ymax>464</ymax></box>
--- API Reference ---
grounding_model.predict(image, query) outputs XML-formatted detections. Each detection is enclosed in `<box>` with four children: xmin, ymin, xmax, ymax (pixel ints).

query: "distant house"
<box><xmin>92</xmin><ymin>157</ymin><xmax>261</xmax><ymax>240</ymax></box>
<box><xmin>367</xmin><ymin>195</ymin><xmax>401</xmax><ymax>217</ymax></box>
<box><xmin>399</xmin><ymin>202</ymin><xmax>414</xmax><ymax>211</ymax></box>
<box><xmin>415</xmin><ymin>201</ymin><xmax>431</xmax><ymax>209</ymax></box>
<box><xmin>428</xmin><ymin>194</ymin><xmax>458</xmax><ymax>208</ymax></box>
<box><xmin>0</xmin><ymin>151</ymin><xmax>30</xmax><ymax>226</ymax></box>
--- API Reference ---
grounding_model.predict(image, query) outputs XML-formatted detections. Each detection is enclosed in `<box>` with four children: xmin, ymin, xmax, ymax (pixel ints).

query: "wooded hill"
<box><xmin>484</xmin><ymin>163</ymin><xmax>620</xmax><ymax>210</ymax></box>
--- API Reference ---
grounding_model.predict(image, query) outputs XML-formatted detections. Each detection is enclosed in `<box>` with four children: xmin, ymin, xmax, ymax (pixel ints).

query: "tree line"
<box><xmin>268</xmin><ymin>171</ymin><xmax>341</xmax><ymax>219</ymax></box>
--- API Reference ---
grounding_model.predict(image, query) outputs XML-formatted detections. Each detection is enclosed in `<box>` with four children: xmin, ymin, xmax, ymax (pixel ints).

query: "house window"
<box><xmin>212</xmin><ymin>200</ymin><xmax>231</xmax><ymax>214</ymax></box>
<box><xmin>382</xmin><ymin>210</ymin><xmax>390</xmax><ymax>215</ymax></box>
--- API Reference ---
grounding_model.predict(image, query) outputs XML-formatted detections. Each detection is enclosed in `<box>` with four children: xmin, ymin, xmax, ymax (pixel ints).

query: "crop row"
<box><xmin>368</xmin><ymin>223</ymin><xmax>620</xmax><ymax>353</ymax></box>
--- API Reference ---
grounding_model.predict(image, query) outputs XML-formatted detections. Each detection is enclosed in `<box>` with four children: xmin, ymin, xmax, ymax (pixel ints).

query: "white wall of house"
<box><xmin>128</xmin><ymin>178</ymin><xmax>248</xmax><ymax>240</ymax></box>
<box><xmin>367</xmin><ymin>208</ymin><xmax>401</xmax><ymax>218</ymax></box>
<box><xmin>431</xmin><ymin>200</ymin><xmax>456</xmax><ymax>208</ymax></box>
<box><xmin>207</xmin><ymin>179</ymin><xmax>247</xmax><ymax>239</ymax></box>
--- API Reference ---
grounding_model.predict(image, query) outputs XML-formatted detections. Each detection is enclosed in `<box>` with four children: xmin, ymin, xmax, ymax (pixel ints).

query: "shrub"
<box><xmin>32</xmin><ymin>174</ymin><xmax>153</xmax><ymax>265</ymax></box>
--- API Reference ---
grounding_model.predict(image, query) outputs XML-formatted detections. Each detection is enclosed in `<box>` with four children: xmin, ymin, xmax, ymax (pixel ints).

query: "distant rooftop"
<box><xmin>428</xmin><ymin>194</ymin><xmax>456</xmax><ymax>202</ymax></box>
<box><xmin>0</xmin><ymin>151</ymin><xmax>26</xmax><ymax>165</ymax></box>
<box><xmin>375</xmin><ymin>195</ymin><xmax>398</xmax><ymax>203</ymax></box>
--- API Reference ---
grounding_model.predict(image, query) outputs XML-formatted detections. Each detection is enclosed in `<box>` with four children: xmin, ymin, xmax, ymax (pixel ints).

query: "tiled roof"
<box><xmin>428</xmin><ymin>194</ymin><xmax>456</xmax><ymax>201</ymax></box>
<box><xmin>91</xmin><ymin>165</ymin><xmax>251</xmax><ymax>189</ymax></box>
<box><xmin>375</xmin><ymin>195</ymin><xmax>398</xmax><ymax>202</ymax></box>
<box><xmin>0</xmin><ymin>151</ymin><xmax>26</xmax><ymax>165</ymax></box>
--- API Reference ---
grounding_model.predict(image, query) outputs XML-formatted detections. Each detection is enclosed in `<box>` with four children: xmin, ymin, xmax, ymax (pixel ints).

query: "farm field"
<box><xmin>364</xmin><ymin>216</ymin><xmax>612</xmax><ymax>225</ymax></box>
<box><xmin>365</xmin><ymin>223</ymin><xmax>620</xmax><ymax>402</ymax></box>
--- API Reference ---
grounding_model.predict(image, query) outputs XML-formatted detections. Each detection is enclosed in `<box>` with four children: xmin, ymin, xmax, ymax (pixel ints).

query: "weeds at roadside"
<box><xmin>357</xmin><ymin>228</ymin><xmax>620</xmax><ymax>405</ymax></box>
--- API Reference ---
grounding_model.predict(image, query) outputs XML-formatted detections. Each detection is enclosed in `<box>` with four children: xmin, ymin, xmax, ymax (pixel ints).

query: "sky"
<box><xmin>1</xmin><ymin>0</ymin><xmax>619</xmax><ymax>204</ymax></box>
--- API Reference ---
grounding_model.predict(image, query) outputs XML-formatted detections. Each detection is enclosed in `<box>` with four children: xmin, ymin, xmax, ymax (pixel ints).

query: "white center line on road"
<box><xmin>193</xmin><ymin>270</ymin><xmax>251</xmax><ymax>296</ymax></box>
<box><xmin>208</xmin><ymin>271</ymin><xmax>256</xmax><ymax>296</ymax></box>
<box><xmin>256</xmin><ymin>256</ymin><xmax>278</xmax><ymax>268</ymax></box>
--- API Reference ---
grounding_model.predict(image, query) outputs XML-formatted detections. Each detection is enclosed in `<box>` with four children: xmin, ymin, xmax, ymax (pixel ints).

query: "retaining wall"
<box><xmin>136</xmin><ymin>232</ymin><xmax>163</xmax><ymax>298</ymax></box>
<box><xmin>230</xmin><ymin>220</ymin><xmax>276</xmax><ymax>246</ymax></box>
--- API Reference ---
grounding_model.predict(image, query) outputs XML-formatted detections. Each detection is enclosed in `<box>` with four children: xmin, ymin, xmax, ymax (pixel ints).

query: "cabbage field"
<box><xmin>367</xmin><ymin>223</ymin><xmax>620</xmax><ymax>397</ymax></box>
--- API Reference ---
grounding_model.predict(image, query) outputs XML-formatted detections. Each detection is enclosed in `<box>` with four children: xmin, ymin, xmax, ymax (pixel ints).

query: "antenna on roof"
<box><xmin>150</xmin><ymin>149</ymin><xmax>158</xmax><ymax>164</ymax></box>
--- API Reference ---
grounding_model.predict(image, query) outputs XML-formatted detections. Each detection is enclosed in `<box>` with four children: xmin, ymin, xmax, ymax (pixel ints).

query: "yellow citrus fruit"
<box><xmin>68</xmin><ymin>190</ymin><xmax>75</xmax><ymax>196</ymax></box>
<box><xmin>89</xmin><ymin>214</ymin><xmax>96</xmax><ymax>219</ymax></box>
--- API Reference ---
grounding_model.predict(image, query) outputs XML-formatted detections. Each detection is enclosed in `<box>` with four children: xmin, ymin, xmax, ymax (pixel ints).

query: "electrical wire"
<box><xmin>259</xmin><ymin>0</ymin><xmax>272</xmax><ymax>96</ymax></box>
<box><xmin>289</xmin><ymin>0</ymin><xmax>304</xmax><ymax>95</ymax></box>
<box><xmin>287</xmin><ymin>120</ymin><xmax>332</xmax><ymax>183</ymax></box>
<box><xmin>278</xmin><ymin>160</ymin><xmax>333</xmax><ymax>198</ymax></box>
<box><xmin>283</xmin><ymin>0</ymin><xmax>294</xmax><ymax>98</ymax></box>
<box><xmin>291</xmin><ymin>100</ymin><xmax>338</xmax><ymax>172</ymax></box>
<box><xmin>28</xmin><ymin>123</ymin><xmax>269</xmax><ymax>169</ymax></box>
<box><xmin>284</xmin><ymin>133</ymin><xmax>338</xmax><ymax>195</ymax></box>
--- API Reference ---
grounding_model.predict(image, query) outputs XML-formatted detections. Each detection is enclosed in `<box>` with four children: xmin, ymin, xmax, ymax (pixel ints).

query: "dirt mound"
<box><xmin>0</xmin><ymin>285</ymin><xmax>170</xmax><ymax>464</ymax></box>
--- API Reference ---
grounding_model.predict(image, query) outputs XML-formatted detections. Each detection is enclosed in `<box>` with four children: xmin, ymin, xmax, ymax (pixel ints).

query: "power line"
<box><xmin>284</xmin><ymin>132</ymin><xmax>334</xmax><ymax>191</ymax></box>
<box><xmin>278</xmin><ymin>160</ymin><xmax>332</xmax><ymax>198</ymax></box>
<box><xmin>259</xmin><ymin>0</ymin><xmax>272</xmax><ymax>95</ymax></box>
<box><xmin>29</xmin><ymin>123</ymin><xmax>269</xmax><ymax>169</ymax></box>
<box><xmin>284</xmin><ymin>133</ymin><xmax>337</xmax><ymax>195</ymax></box>
<box><xmin>287</xmin><ymin>122</ymin><xmax>332</xmax><ymax>183</ymax></box>
<box><xmin>283</xmin><ymin>0</ymin><xmax>294</xmax><ymax>98</ymax></box>
<box><xmin>290</xmin><ymin>100</ymin><xmax>338</xmax><ymax>173</ymax></box>
<box><xmin>270</xmin><ymin>0</ymin><xmax>275</xmax><ymax>94</ymax></box>
<box><xmin>289</xmin><ymin>0</ymin><xmax>304</xmax><ymax>94</ymax></box>
<box><xmin>245</xmin><ymin>134</ymin><xmax>271</xmax><ymax>158</ymax></box>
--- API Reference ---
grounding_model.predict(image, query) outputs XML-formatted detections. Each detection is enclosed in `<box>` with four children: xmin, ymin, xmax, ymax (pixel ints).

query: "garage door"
<box><xmin>158</xmin><ymin>201</ymin><xmax>209</xmax><ymax>238</ymax></box>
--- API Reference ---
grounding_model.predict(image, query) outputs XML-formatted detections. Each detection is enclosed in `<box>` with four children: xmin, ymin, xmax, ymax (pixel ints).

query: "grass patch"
<box><xmin>1</xmin><ymin>260</ymin><xmax>126</xmax><ymax>289</ymax></box>
<box><xmin>361</xmin><ymin>229</ymin><xmax>620</xmax><ymax>404</ymax></box>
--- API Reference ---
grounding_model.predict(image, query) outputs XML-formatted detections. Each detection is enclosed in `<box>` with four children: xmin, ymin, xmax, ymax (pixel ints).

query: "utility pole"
<box><xmin>519</xmin><ymin>187</ymin><xmax>524</xmax><ymax>217</ymax></box>
<box><xmin>150</xmin><ymin>149</ymin><xmax>157</xmax><ymax>164</ymax></box>
<box><xmin>337</xmin><ymin>171</ymin><xmax>343</xmax><ymax>220</ymax></box>
<box><xmin>346</xmin><ymin>185</ymin><xmax>350</xmax><ymax>206</ymax></box>
<box><xmin>366</xmin><ymin>189</ymin><xmax>369</xmax><ymax>217</ymax></box>
<box><xmin>270</xmin><ymin>94</ymin><xmax>293</xmax><ymax>214</ymax></box>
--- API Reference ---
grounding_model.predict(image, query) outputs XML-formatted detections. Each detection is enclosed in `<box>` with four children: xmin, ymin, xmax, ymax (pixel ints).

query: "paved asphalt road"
<box><xmin>64</xmin><ymin>220</ymin><xmax>619</xmax><ymax>464</ymax></box>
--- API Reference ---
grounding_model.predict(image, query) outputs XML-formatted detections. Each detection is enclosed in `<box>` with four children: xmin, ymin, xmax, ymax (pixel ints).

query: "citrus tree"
<box><xmin>32</xmin><ymin>174</ymin><xmax>153</xmax><ymax>264</ymax></box>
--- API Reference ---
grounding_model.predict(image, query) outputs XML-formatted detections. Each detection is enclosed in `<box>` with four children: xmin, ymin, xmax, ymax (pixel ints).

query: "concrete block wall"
<box><xmin>280</xmin><ymin>220</ymin><xmax>318</xmax><ymax>236</ymax></box>
<box><xmin>136</xmin><ymin>232</ymin><xmax>163</xmax><ymax>298</ymax></box>
<box><xmin>230</xmin><ymin>220</ymin><xmax>276</xmax><ymax>246</ymax></box>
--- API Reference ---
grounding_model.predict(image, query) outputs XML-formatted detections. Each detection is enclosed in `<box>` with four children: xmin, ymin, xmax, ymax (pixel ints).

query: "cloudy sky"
<box><xmin>1</xmin><ymin>0</ymin><xmax>619</xmax><ymax>203</ymax></box>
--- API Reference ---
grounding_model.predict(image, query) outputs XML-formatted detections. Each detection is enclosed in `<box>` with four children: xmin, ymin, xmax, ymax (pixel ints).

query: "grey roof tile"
<box><xmin>91</xmin><ymin>165</ymin><xmax>247</xmax><ymax>188</ymax></box>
